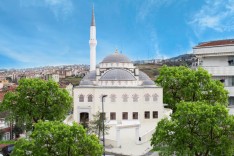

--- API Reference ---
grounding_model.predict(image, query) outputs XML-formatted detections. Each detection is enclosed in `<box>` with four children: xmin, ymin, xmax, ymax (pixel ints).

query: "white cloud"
<box><xmin>189</xmin><ymin>0</ymin><xmax>234</xmax><ymax>33</ymax></box>
<box><xmin>149</xmin><ymin>28</ymin><xmax>169</xmax><ymax>59</ymax></box>
<box><xmin>44</xmin><ymin>0</ymin><xmax>74</xmax><ymax>20</ymax></box>
<box><xmin>137</xmin><ymin>0</ymin><xmax>176</xmax><ymax>20</ymax></box>
<box><xmin>19</xmin><ymin>0</ymin><xmax>74</xmax><ymax>20</ymax></box>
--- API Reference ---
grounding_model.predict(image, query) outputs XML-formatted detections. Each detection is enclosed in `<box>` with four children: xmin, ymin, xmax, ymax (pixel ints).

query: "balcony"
<box><xmin>202</xmin><ymin>66</ymin><xmax>234</xmax><ymax>76</ymax></box>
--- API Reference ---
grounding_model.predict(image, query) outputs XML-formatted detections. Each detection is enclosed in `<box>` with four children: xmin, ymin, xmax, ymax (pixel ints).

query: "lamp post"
<box><xmin>102</xmin><ymin>95</ymin><xmax>107</xmax><ymax>156</ymax></box>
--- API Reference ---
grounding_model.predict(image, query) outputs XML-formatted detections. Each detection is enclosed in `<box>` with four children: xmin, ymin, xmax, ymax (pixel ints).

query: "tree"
<box><xmin>0</xmin><ymin>78</ymin><xmax>72</xmax><ymax>130</ymax></box>
<box><xmin>151</xmin><ymin>102</ymin><xmax>234</xmax><ymax>156</ymax></box>
<box><xmin>88</xmin><ymin>111</ymin><xmax>110</xmax><ymax>139</ymax></box>
<box><xmin>11</xmin><ymin>121</ymin><xmax>103</xmax><ymax>156</ymax></box>
<box><xmin>156</xmin><ymin>66</ymin><xmax>228</xmax><ymax>112</ymax></box>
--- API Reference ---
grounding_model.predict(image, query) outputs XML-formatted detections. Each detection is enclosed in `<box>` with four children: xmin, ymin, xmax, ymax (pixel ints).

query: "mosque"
<box><xmin>72</xmin><ymin>7</ymin><xmax>170</xmax><ymax>155</ymax></box>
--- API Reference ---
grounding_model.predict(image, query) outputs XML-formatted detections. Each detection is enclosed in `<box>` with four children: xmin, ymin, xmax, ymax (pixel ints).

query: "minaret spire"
<box><xmin>91</xmin><ymin>5</ymin><xmax>96</xmax><ymax>26</ymax></box>
<box><xmin>89</xmin><ymin>5</ymin><xmax>97</xmax><ymax>71</ymax></box>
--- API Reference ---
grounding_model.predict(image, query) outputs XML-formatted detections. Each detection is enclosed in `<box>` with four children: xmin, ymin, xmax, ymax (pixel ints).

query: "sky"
<box><xmin>0</xmin><ymin>0</ymin><xmax>234</xmax><ymax>69</ymax></box>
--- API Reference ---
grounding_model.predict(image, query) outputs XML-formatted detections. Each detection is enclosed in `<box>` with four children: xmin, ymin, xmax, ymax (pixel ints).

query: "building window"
<box><xmin>144</xmin><ymin>93</ymin><xmax>150</xmax><ymax>102</ymax></box>
<box><xmin>122</xmin><ymin>94</ymin><xmax>128</xmax><ymax>102</ymax></box>
<box><xmin>228</xmin><ymin>56</ymin><xmax>234</xmax><ymax>66</ymax></box>
<box><xmin>79</xmin><ymin>94</ymin><xmax>84</xmax><ymax>102</ymax></box>
<box><xmin>110</xmin><ymin>112</ymin><xmax>116</xmax><ymax>120</ymax></box>
<box><xmin>232</xmin><ymin>76</ymin><xmax>234</xmax><ymax>86</ymax></box>
<box><xmin>133</xmin><ymin>112</ymin><xmax>138</xmax><ymax>119</ymax></box>
<box><xmin>88</xmin><ymin>95</ymin><xmax>93</xmax><ymax>102</ymax></box>
<box><xmin>152</xmin><ymin>94</ymin><xmax>158</xmax><ymax>101</ymax></box>
<box><xmin>122</xmin><ymin>112</ymin><xmax>128</xmax><ymax>120</ymax></box>
<box><xmin>110</xmin><ymin>94</ymin><xmax>116</xmax><ymax>102</ymax></box>
<box><xmin>144</xmin><ymin>111</ymin><xmax>150</xmax><ymax>119</ymax></box>
<box><xmin>153</xmin><ymin>111</ymin><xmax>158</xmax><ymax>118</ymax></box>
<box><xmin>132</xmin><ymin>94</ymin><xmax>139</xmax><ymax>102</ymax></box>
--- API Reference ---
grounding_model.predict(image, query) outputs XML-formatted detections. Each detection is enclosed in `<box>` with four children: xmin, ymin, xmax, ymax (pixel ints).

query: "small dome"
<box><xmin>100</xmin><ymin>69</ymin><xmax>136</xmax><ymax>81</ymax></box>
<box><xmin>80</xmin><ymin>80</ymin><xmax>94</xmax><ymax>86</ymax></box>
<box><xmin>102</xmin><ymin>51</ymin><xmax>131</xmax><ymax>63</ymax></box>
<box><xmin>82</xmin><ymin>71</ymin><xmax>96</xmax><ymax>81</ymax></box>
<box><xmin>139</xmin><ymin>71</ymin><xmax>151</xmax><ymax>81</ymax></box>
<box><xmin>142</xmin><ymin>80</ymin><xmax>155</xmax><ymax>86</ymax></box>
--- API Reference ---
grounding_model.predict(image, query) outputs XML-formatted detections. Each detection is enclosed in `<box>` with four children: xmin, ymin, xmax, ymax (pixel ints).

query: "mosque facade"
<box><xmin>73</xmin><ymin>7</ymin><xmax>165</xmax><ymax>126</ymax></box>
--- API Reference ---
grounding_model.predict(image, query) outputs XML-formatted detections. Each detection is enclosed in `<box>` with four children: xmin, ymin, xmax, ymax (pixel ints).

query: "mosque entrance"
<box><xmin>80</xmin><ymin>112</ymin><xmax>89</xmax><ymax>128</ymax></box>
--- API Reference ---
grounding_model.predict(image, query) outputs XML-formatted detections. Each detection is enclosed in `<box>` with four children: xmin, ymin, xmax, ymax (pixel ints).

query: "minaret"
<box><xmin>89</xmin><ymin>6</ymin><xmax>97</xmax><ymax>71</ymax></box>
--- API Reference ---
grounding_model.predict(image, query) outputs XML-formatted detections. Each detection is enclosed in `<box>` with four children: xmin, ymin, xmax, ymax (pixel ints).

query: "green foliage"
<box><xmin>0</xmin><ymin>140</ymin><xmax>16</xmax><ymax>144</ymax></box>
<box><xmin>88</xmin><ymin>111</ymin><xmax>110</xmax><ymax>139</ymax></box>
<box><xmin>11</xmin><ymin>121</ymin><xmax>103</xmax><ymax>156</ymax></box>
<box><xmin>151</xmin><ymin>102</ymin><xmax>234</xmax><ymax>156</ymax></box>
<box><xmin>0</xmin><ymin>78</ymin><xmax>72</xmax><ymax>130</ymax></box>
<box><xmin>156</xmin><ymin>65</ymin><xmax>228</xmax><ymax>112</ymax></box>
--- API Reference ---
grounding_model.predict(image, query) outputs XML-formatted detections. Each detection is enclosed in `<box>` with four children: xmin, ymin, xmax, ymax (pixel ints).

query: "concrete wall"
<box><xmin>73</xmin><ymin>87</ymin><xmax>164</xmax><ymax>123</ymax></box>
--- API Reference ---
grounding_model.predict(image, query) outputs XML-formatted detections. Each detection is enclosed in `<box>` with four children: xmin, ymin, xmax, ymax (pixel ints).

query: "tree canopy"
<box><xmin>88</xmin><ymin>111</ymin><xmax>110</xmax><ymax>139</ymax></box>
<box><xmin>155</xmin><ymin>66</ymin><xmax>228</xmax><ymax>112</ymax></box>
<box><xmin>0</xmin><ymin>78</ymin><xmax>72</xmax><ymax>129</ymax></box>
<box><xmin>11</xmin><ymin>121</ymin><xmax>103</xmax><ymax>156</ymax></box>
<box><xmin>151</xmin><ymin>102</ymin><xmax>234</xmax><ymax>156</ymax></box>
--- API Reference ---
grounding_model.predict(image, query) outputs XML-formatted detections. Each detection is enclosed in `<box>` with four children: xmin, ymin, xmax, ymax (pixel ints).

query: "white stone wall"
<box><xmin>201</xmin><ymin>56</ymin><xmax>228</xmax><ymax>66</ymax></box>
<box><xmin>73</xmin><ymin>87</ymin><xmax>164</xmax><ymax>123</ymax></box>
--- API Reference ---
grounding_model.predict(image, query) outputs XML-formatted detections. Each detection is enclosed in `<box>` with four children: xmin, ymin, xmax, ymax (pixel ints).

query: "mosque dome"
<box><xmin>82</xmin><ymin>71</ymin><xmax>96</xmax><ymax>81</ymax></box>
<box><xmin>139</xmin><ymin>71</ymin><xmax>151</xmax><ymax>81</ymax></box>
<box><xmin>102</xmin><ymin>51</ymin><xmax>131</xmax><ymax>63</ymax></box>
<box><xmin>100</xmin><ymin>69</ymin><xmax>136</xmax><ymax>81</ymax></box>
<box><xmin>142</xmin><ymin>80</ymin><xmax>155</xmax><ymax>86</ymax></box>
<box><xmin>80</xmin><ymin>80</ymin><xmax>94</xmax><ymax>86</ymax></box>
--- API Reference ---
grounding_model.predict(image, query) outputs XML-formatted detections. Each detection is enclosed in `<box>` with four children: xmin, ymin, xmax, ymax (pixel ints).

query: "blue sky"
<box><xmin>0</xmin><ymin>0</ymin><xmax>234</xmax><ymax>69</ymax></box>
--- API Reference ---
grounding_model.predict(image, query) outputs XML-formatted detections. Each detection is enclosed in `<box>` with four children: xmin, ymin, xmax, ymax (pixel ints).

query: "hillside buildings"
<box><xmin>193</xmin><ymin>39</ymin><xmax>234</xmax><ymax>105</ymax></box>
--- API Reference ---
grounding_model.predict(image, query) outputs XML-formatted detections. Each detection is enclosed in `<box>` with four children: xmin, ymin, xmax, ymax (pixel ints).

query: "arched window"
<box><xmin>88</xmin><ymin>95</ymin><xmax>93</xmax><ymax>102</ymax></box>
<box><xmin>122</xmin><ymin>94</ymin><xmax>128</xmax><ymax>102</ymax></box>
<box><xmin>110</xmin><ymin>94</ymin><xmax>116</xmax><ymax>102</ymax></box>
<box><xmin>132</xmin><ymin>94</ymin><xmax>139</xmax><ymax>102</ymax></box>
<box><xmin>79</xmin><ymin>94</ymin><xmax>84</xmax><ymax>102</ymax></box>
<box><xmin>144</xmin><ymin>93</ymin><xmax>150</xmax><ymax>102</ymax></box>
<box><xmin>152</xmin><ymin>93</ymin><xmax>158</xmax><ymax>101</ymax></box>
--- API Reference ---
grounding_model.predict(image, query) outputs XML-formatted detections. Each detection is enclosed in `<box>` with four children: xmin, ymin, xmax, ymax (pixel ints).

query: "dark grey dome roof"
<box><xmin>102</xmin><ymin>52</ymin><xmax>131</xmax><ymax>63</ymax></box>
<box><xmin>100</xmin><ymin>69</ymin><xmax>136</xmax><ymax>81</ymax></box>
<box><xmin>139</xmin><ymin>71</ymin><xmax>151</xmax><ymax>81</ymax></box>
<box><xmin>80</xmin><ymin>80</ymin><xmax>94</xmax><ymax>86</ymax></box>
<box><xmin>142</xmin><ymin>80</ymin><xmax>155</xmax><ymax>86</ymax></box>
<box><xmin>82</xmin><ymin>71</ymin><xmax>96</xmax><ymax>81</ymax></box>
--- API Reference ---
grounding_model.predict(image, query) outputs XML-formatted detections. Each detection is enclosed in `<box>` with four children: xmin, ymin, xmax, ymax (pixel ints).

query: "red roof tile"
<box><xmin>195</xmin><ymin>39</ymin><xmax>234</xmax><ymax>48</ymax></box>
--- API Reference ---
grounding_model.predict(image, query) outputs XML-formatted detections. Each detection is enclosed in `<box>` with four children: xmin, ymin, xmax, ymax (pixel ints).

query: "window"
<box><xmin>88</xmin><ymin>95</ymin><xmax>93</xmax><ymax>102</ymax></box>
<box><xmin>79</xmin><ymin>94</ymin><xmax>84</xmax><ymax>102</ymax></box>
<box><xmin>133</xmin><ymin>112</ymin><xmax>138</xmax><ymax>119</ymax></box>
<box><xmin>110</xmin><ymin>94</ymin><xmax>116</xmax><ymax>102</ymax></box>
<box><xmin>152</xmin><ymin>94</ymin><xmax>158</xmax><ymax>101</ymax></box>
<box><xmin>153</xmin><ymin>111</ymin><xmax>158</xmax><ymax>118</ymax></box>
<box><xmin>122</xmin><ymin>94</ymin><xmax>128</xmax><ymax>102</ymax></box>
<box><xmin>122</xmin><ymin>112</ymin><xmax>128</xmax><ymax>120</ymax></box>
<box><xmin>232</xmin><ymin>76</ymin><xmax>234</xmax><ymax>86</ymax></box>
<box><xmin>228</xmin><ymin>56</ymin><xmax>234</xmax><ymax>66</ymax></box>
<box><xmin>132</xmin><ymin>94</ymin><xmax>139</xmax><ymax>102</ymax></box>
<box><xmin>144</xmin><ymin>94</ymin><xmax>150</xmax><ymax>102</ymax></box>
<box><xmin>110</xmin><ymin>112</ymin><xmax>116</xmax><ymax>120</ymax></box>
<box><xmin>144</xmin><ymin>111</ymin><xmax>150</xmax><ymax>119</ymax></box>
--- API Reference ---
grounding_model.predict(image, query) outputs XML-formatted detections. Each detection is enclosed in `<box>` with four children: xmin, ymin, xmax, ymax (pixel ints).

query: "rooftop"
<box><xmin>102</xmin><ymin>51</ymin><xmax>131</xmax><ymax>63</ymax></box>
<box><xmin>195</xmin><ymin>39</ymin><xmax>234</xmax><ymax>48</ymax></box>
